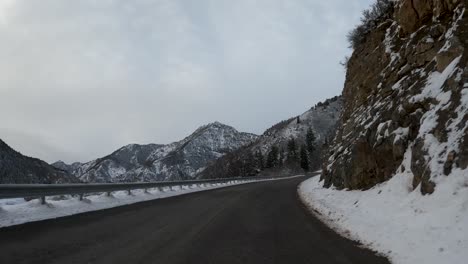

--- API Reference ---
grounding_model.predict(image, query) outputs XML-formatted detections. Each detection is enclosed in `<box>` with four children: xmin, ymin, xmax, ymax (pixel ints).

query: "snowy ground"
<box><xmin>298</xmin><ymin>170</ymin><xmax>468</xmax><ymax>264</ymax></box>
<box><xmin>0</xmin><ymin>176</ymin><xmax>302</xmax><ymax>228</ymax></box>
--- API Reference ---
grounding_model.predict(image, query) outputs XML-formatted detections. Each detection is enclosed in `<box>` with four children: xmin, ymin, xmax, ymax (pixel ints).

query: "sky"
<box><xmin>0</xmin><ymin>0</ymin><xmax>373</xmax><ymax>163</ymax></box>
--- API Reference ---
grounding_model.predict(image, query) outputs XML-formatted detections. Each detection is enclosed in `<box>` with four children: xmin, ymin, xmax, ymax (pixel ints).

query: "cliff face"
<box><xmin>323</xmin><ymin>0</ymin><xmax>467</xmax><ymax>194</ymax></box>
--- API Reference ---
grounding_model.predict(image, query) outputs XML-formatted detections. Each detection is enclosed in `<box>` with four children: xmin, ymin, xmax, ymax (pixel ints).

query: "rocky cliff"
<box><xmin>323</xmin><ymin>0</ymin><xmax>467</xmax><ymax>194</ymax></box>
<box><xmin>0</xmin><ymin>139</ymin><xmax>80</xmax><ymax>184</ymax></box>
<box><xmin>55</xmin><ymin>122</ymin><xmax>257</xmax><ymax>183</ymax></box>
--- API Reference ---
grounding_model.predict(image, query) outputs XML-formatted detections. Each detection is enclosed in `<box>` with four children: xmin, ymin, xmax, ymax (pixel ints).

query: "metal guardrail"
<box><xmin>0</xmin><ymin>176</ymin><xmax>277</xmax><ymax>204</ymax></box>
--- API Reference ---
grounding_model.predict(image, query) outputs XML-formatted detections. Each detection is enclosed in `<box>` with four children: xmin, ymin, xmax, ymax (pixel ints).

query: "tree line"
<box><xmin>255</xmin><ymin>127</ymin><xmax>317</xmax><ymax>173</ymax></box>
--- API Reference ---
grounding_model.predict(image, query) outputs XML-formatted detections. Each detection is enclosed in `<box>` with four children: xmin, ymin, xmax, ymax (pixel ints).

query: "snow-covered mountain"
<box><xmin>255</xmin><ymin>96</ymin><xmax>342</xmax><ymax>154</ymax></box>
<box><xmin>54</xmin><ymin>122</ymin><xmax>257</xmax><ymax>183</ymax></box>
<box><xmin>198</xmin><ymin>96</ymin><xmax>342</xmax><ymax>179</ymax></box>
<box><xmin>0</xmin><ymin>139</ymin><xmax>80</xmax><ymax>184</ymax></box>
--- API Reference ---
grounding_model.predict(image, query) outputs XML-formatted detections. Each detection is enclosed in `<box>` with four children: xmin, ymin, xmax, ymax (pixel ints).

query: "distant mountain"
<box><xmin>51</xmin><ymin>160</ymin><xmax>83</xmax><ymax>174</ymax></box>
<box><xmin>54</xmin><ymin>122</ymin><xmax>258</xmax><ymax>183</ymax></box>
<box><xmin>198</xmin><ymin>96</ymin><xmax>342</xmax><ymax>179</ymax></box>
<box><xmin>0</xmin><ymin>139</ymin><xmax>80</xmax><ymax>184</ymax></box>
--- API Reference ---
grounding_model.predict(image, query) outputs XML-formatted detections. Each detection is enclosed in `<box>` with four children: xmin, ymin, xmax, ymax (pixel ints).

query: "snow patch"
<box><xmin>299</xmin><ymin>172</ymin><xmax>468</xmax><ymax>264</ymax></box>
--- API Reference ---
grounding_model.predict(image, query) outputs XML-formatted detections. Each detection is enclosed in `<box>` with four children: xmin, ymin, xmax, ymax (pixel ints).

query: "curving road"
<box><xmin>0</xmin><ymin>176</ymin><xmax>389</xmax><ymax>264</ymax></box>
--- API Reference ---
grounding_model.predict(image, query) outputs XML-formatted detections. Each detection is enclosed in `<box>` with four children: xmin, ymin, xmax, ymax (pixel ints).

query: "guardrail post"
<box><xmin>169</xmin><ymin>186</ymin><xmax>174</xmax><ymax>191</ymax></box>
<box><xmin>158</xmin><ymin>187</ymin><xmax>163</xmax><ymax>192</ymax></box>
<box><xmin>79</xmin><ymin>194</ymin><xmax>84</xmax><ymax>201</ymax></box>
<box><xmin>40</xmin><ymin>196</ymin><xmax>46</xmax><ymax>205</ymax></box>
<box><xmin>144</xmin><ymin>188</ymin><xmax>149</xmax><ymax>194</ymax></box>
<box><xmin>106</xmin><ymin>191</ymin><xmax>112</xmax><ymax>197</ymax></box>
<box><xmin>127</xmin><ymin>190</ymin><xmax>132</xmax><ymax>195</ymax></box>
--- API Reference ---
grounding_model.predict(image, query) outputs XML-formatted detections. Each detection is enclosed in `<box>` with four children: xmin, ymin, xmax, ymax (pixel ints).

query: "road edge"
<box><xmin>296</xmin><ymin>175</ymin><xmax>391</xmax><ymax>261</ymax></box>
<box><xmin>0</xmin><ymin>175</ymin><xmax>304</xmax><ymax>229</ymax></box>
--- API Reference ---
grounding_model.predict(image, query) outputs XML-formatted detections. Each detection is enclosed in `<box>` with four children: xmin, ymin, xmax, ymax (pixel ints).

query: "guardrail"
<box><xmin>0</xmin><ymin>176</ymin><xmax>278</xmax><ymax>204</ymax></box>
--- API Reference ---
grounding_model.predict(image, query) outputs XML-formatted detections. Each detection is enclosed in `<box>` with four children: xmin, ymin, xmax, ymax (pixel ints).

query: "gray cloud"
<box><xmin>0</xmin><ymin>0</ymin><xmax>373</xmax><ymax>163</ymax></box>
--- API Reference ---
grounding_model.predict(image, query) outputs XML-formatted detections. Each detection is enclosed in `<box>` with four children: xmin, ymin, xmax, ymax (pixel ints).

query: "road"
<box><xmin>0</xmin><ymin>176</ymin><xmax>389</xmax><ymax>264</ymax></box>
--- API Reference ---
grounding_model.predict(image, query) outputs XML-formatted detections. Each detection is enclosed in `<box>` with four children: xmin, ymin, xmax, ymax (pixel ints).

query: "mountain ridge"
<box><xmin>54</xmin><ymin>122</ymin><xmax>257</xmax><ymax>182</ymax></box>
<box><xmin>198</xmin><ymin>96</ymin><xmax>342</xmax><ymax>179</ymax></box>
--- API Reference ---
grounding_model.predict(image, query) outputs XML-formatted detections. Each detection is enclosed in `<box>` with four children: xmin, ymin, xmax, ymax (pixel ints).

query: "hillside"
<box><xmin>0</xmin><ymin>139</ymin><xmax>79</xmax><ymax>184</ymax></box>
<box><xmin>199</xmin><ymin>96</ymin><xmax>342</xmax><ymax>179</ymax></box>
<box><xmin>55</xmin><ymin>122</ymin><xmax>257</xmax><ymax>182</ymax></box>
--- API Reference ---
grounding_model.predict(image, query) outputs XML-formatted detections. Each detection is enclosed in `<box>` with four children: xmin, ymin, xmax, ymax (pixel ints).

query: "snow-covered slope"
<box><xmin>256</xmin><ymin>96</ymin><xmax>342</xmax><ymax>154</ymax></box>
<box><xmin>55</xmin><ymin>122</ymin><xmax>257</xmax><ymax>182</ymax></box>
<box><xmin>0</xmin><ymin>139</ymin><xmax>79</xmax><ymax>184</ymax></box>
<box><xmin>199</xmin><ymin>97</ymin><xmax>342</xmax><ymax>178</ymax></box>
<box><xmin>299</xmin><ymin>172</ymin><xmax>468</xmax><ymax>264</ymax></box>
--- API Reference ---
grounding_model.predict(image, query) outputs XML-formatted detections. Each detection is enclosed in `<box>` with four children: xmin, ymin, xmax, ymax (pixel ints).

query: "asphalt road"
<box><xmin>0</xmin><ymin>176</ymin><xmax>389</xmax><ymax>264</ymax></box>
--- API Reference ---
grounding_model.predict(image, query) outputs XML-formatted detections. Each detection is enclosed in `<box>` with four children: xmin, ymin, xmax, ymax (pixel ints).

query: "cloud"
<box><xmin>0</xmin><ymin>0</ymin><xmax>374</xmax><ymax>163</ymax></box>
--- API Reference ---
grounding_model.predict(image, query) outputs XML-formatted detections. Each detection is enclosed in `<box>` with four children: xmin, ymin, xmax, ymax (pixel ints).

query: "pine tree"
<box><xmin>243</xmin><ymin>151</ymin><xmax>256</xmax><ymax>176</ymax></box>
<box><xmin>306</xmin><ymin>127</ymin><xmax>316</xmax><ymax>155</ymax></box>
<box><xmin>278</xmin><ymin>148</ymin><xmax>285</xmax><ymax>167</ymax></box>
<box><xmin>287</xmin><ymin>138</ymin><xmax>298</xmax><ymax>161</ymax></box>
<box><xmin>254</xmin><ymin>150</ymin><xmax>264</xmax><ymax>170</ymax></box>
<box><xmin>266</xmin><ymin>146</ymin><xmax>279</xmax><ymax>168</ymax></box>
<box><xmin>306</xmin><ymin>128</ymin><xmax>317</xmax><ymax>169</ymax></box>
<box><xmin>300</xmin><ymin>145</ymin><xmax>309</xmax><ymax>172</ymax></box>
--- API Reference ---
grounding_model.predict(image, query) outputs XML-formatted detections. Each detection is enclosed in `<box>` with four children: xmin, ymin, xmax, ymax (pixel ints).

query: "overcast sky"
<box><xmin>0</xmin><ymin>0</ymin><xmax>373</xmax><ymax>163</ymax></box>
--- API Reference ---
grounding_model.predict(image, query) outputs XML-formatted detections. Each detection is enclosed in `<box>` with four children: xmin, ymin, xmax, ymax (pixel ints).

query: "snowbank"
<box><xmin>0</xmin><ymin>177</ymin><xmax>301</xmax><ymax>228</ymax></box>
<box><xmin>298</xmin><ymin>171</ymin><xmax>468</xmax><ymax>264</ymax></box>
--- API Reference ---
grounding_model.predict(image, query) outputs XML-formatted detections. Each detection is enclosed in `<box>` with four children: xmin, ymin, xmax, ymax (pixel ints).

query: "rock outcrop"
<box><xmin>323</xmin><ymin>0</ymin><xmax>467</xmax><ymax>194</ymax></box>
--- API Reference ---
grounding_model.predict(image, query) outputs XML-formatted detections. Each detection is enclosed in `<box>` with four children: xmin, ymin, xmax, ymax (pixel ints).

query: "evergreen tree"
<box><xmin>266</xmin><ymin>146</ymin><xmax>279</xmax><ymax>168</ymax></box>
<box><xmin>287</xmin><ymin>138</ymin><xmax>298</xmax><ymax>161</ymax></box>
<box><xmin>243</xmin><ymin>151</ymin><xmax>255</xmax><ymax>176</ymax></box>
<box><xmin>306</xmin><ymin>128</ymin><xmax>317</xmax><ymax>168</ymax></box>
<box><xmin>254</xmin><ymin>150</ymin><xmax>264</xmax><ymax>170</ymax></box>
<box><xmin>278</xmin><ymin>148</ymin><xmax>285</xmax><ymax>167</ymax></box>
<box><xmin>306</xmin><ymin>127</ymin><xmax>316</xmax><ymax>154</ymax></box>
<box><xmin>300</xmin><ymin>145</ymin><xmax>309</xmax><ymax>172</ymax></box>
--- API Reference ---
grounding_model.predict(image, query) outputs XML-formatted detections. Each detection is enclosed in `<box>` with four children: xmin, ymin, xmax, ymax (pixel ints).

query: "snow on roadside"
<box><xmin>0</xmin><ymin>177</ymin><xmax>300</xmax><ymax>228</ymax></box>
<box><xmin>298</xmin><ymin>171</ymin><xmax>468</xmax><ymax>264</ymax></box>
